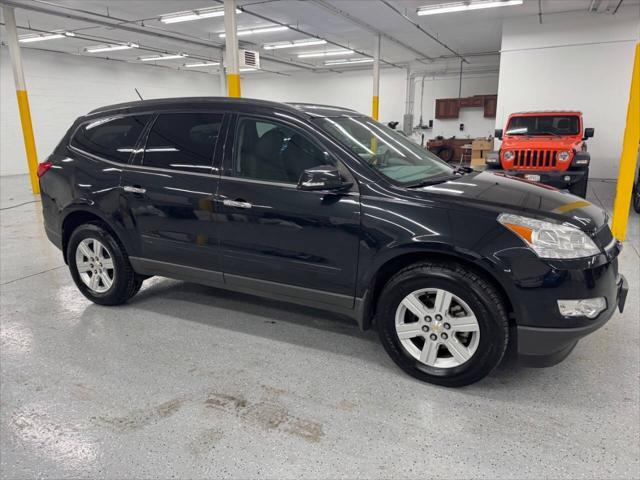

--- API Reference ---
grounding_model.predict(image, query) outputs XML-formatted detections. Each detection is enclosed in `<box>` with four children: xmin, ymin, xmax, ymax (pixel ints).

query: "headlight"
<box><xmin>503</xmin><ymin>150</ymin><xmax>514</xmax><ymax>161</ymax></box>
<box><xmin>497</xmin><ymin>213</ymin><xmax>600</xmax><ymax>259</ymax></box>
<box><xmin>557</xmin><ymin>151</ymin><xmax>571</xmax><ymax>162</ymax></box>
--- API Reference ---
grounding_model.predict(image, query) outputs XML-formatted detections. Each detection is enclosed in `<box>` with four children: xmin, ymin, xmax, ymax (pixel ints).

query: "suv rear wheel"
<box><xmin>67</xmin><ymin>222</ymin><xmax>143</xmax><ymax>305</ymax></box>
<box><xmin>376</xmin><ymin>261</ymin><xmax>509</xmax><ymax>387</ymax></box>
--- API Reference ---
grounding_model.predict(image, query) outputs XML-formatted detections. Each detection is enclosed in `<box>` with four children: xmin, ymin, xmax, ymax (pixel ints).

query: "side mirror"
<box><xmin>297</xmin><ymin>165</ymin><xmax>352</xmax><ymax>192</ymax></box>
<box><xmin>495</xmin><ymin>129</ymin><xmax>503</xmax><ymax>140</ymax></box>
<box><xmin>583</xmin><ymin>127</ymin><xmax>594</xmax><ymax>139</ymax></box>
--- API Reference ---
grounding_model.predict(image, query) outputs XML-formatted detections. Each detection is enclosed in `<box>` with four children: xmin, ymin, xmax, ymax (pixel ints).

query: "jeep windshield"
<box><xmin>505</xmin><ymin>115</ymin><xmax>580</xmax><ymax>136</ymax></box>
<box><xmin>313</xmin><ymin>116</ymin><xmax>454</xmax><ymax>185</ymax></box>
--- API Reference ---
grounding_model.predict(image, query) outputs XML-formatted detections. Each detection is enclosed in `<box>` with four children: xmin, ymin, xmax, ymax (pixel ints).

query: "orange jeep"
<box><xmin>485</xmin><ymin>111</ymin><xmax>594</xmax><ymax>197</ymax></box>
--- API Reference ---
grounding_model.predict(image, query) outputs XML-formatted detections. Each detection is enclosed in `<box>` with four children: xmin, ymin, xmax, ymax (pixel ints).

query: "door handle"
<box><xmin>223</xmin><ymin>199</ymin><xmax>252</xmax><ymax>209</ymax></box>
<box><xmin>123</xmin><ymin>185</ymin><xmax>146</xmax><ymax>195</ymax></box>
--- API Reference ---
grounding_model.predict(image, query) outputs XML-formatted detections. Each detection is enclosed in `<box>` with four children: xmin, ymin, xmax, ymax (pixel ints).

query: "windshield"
<box><xmin>313</xmin><ymin>116</ymin><xmax>454</xmax><ymax>185</ymax></box>
<box><xmin>505</xmin><ymin>115</ymin><xmax>580</xmax><ymax>136</ymax></box>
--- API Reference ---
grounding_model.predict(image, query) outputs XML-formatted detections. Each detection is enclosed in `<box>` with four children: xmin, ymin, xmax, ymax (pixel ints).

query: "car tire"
<box><xmin>633</xmin><ymin>182</ymin><xmax>640</xmax><ymax>214</ymax></box>
<box><xmin>569</xmin><ymin>173</ymin><xmax>588</xmax><ymax>198</ymax></box>
<box><xmin>67</xmin><ymin>222</ymin><xmax>143</xmax><ymax>305</ymax></box>
<box><xmin>376</xmin><ymin>261</ymin><xmax>509</xmax><ymax>387</ymax></box>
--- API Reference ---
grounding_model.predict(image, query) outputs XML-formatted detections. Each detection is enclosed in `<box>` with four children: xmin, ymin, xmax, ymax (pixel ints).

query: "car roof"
<box><xmin>87</xmin><ymin>96</ymin><xmax>363</xmax><ymax>119</ymax></box>
<box><xmin>510</xmin><ymin>111</ymin><xmax>582</xmax><ymax>116</ymax></box>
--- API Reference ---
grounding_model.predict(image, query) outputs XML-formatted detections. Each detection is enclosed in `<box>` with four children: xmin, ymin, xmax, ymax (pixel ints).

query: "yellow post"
<box><xmin>372</xmin><ymin>35</ymin><xmax>381</xmax><ymax>121</ymax></box>
<box><xmin>223</xmin><ymin>0</ymin><xmax>241</xmax><ymax>98</ymax></box>
<box><xmin>3</xmin><ymin>6</ymin><xmax>40</xmax><ymax>194</ymax></box>
<box><xmin>227</xmin><ymin>74</ymin><xmax>241</xmax><ymax>98</ymax></box>
<box><xmin>611</xmin><ymin>42</ymin><xmax>640</xmax><ymax>241</ymax></box>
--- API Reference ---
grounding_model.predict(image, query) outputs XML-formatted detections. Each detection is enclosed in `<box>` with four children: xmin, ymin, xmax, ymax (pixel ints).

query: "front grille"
<box><xmin>512</xmin><ymin>150</ymin><xmax>558</xmax><ymax>169</ymax></box>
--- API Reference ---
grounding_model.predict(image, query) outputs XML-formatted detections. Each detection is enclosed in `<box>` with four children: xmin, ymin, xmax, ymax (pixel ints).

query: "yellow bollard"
<box><xmin>611</xmin><ymin>43</ymin><xmax>640</xmax><ymax>241</ymax></box>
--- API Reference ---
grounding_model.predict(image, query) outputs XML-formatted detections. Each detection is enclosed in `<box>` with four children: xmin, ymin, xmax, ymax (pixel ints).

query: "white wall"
<box><xmin>495</xmin><ymin>10</ymin><xmax>640</xmax><ymax>179</ymax></box>
<box><xmin>1</xmin><ymin>48</ymin><xmax>221</xmax><ymax>176</ymax></box>
<box><xmin>412</xmin><ymin>73</ymin><xmax>499</xmax><ymax>139</ymax></box>
<box><xmin>243</xmin><ymin>69</ymin><xmax>408</xmax><ymax>124</ymax></box>
<box><xmin>243</xmin><ymin>69</ymin><xmax>499</xmax><ymax>140</ymax></box>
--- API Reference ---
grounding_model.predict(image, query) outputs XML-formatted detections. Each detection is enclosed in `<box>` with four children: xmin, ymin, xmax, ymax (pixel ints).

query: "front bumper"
<box><xmin>488</xmin><ymin>168</ymin><xmax>587</xmax><ymax>189</ymax></box>
<box><xmin>517</xmin><ymin>274</ymin><xmax>628</xmax><ymax>367</ymax></box>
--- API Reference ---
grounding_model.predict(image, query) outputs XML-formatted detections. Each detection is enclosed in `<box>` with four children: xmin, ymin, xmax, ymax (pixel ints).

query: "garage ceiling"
<box><xmin>0</xmin><ymin>0</ymin><xmax>636</xmax><ymax>77</ymax></box>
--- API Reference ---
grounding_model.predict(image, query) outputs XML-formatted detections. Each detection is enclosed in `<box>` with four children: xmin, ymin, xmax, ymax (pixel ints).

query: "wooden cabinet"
<box><xmin>435</xmin><ymin>94</ymin><xmax>497</xmax><ymax>119</ymax></box>
<box><xmin>435</xmin><ymin>98</ymin><xmax>460</xmax><ymax>119</ymax></box>
<box><xmin>483</xmin><ymin>95</ymin><xmax>497</xmax><ymax>118</ymax></box>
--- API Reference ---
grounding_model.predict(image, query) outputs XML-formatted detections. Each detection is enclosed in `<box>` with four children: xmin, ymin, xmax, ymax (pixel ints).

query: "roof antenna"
<box><xmin>134</xmin><ymin>88</ymin><xmax>143</xmax><ymax>100</ymax></box>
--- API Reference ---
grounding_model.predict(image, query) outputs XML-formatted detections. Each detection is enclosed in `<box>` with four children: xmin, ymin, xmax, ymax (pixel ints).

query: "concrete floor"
<box><xmin>1</xmin><ymin>173</ymin><xmax>638</xmax><ymax>479</ymax></box>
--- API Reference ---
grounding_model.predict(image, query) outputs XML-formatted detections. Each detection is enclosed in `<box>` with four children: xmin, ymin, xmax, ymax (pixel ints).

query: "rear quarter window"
<box><xmin>70</xmin><ymin>114</ymin><xmax>151</xmax><ymax>163</ymax></box>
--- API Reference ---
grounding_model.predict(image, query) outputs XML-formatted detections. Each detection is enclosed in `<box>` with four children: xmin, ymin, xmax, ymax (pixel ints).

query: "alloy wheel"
<box><xmin>395</xmin><ymin>288</ymin><xmax>480</xmax><ymax>369</ymax></box>
<box><xmin>75</xmin><ymin>238</ymin><xmax>115</xmax><ymax>294</ymax></box>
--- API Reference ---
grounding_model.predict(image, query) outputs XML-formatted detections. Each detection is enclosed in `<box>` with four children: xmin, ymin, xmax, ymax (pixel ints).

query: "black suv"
<box><xmin>39</xmin><ymin>97</ymin><xmax>628</xmax><ymax>387</ymax></box>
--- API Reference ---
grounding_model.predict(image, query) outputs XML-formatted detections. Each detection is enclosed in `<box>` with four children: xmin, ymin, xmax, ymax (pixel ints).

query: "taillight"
<box><xmin>37</xmin><ymin>161</ymin><xmax>53</xmax><ymax>177</ymax></box>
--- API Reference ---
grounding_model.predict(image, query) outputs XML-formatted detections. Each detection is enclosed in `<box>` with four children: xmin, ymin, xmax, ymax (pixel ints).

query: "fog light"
<box><xmin>564</xmin><ymin>175</ymin><xmax>571</xmax><ymax>182</ymax></box>
<box><xmin>557</xmin><ymin>298</ymin><xmax>606</xmax><ymax>319</ymax></box>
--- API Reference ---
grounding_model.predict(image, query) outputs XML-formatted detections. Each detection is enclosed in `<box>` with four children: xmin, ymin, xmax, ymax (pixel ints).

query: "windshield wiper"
<box><xmin>534</xmin><ymin>131</ymin><xmax>560</xmax><ymax>136</ymax></box>
<box><xmin>406</xmin><ymin>174</ymin><xmax>459</xmax><ymax>188</ymax></box>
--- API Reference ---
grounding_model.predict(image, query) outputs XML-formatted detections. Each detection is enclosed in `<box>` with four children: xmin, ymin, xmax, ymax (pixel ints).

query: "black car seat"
<box><xmin>282</xmin><ymin>133</ymin><xmax>324</xmax><ymax>182</ymax></box>
<box><xmin>245</xmin><ymin>128</ymin><xmax>287</xmax><ymax>181</ymax></box>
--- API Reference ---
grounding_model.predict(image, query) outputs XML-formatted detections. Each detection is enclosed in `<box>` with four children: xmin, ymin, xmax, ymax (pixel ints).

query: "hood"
<box><xmin>501</xmin><ymin>136</ymin><xmax>581</xmax><ymax>151</ymax></box>
<box><xmin>413</xmin><ymin>171</ymin><xmax>607</xmax><ymax>233</ymax></box>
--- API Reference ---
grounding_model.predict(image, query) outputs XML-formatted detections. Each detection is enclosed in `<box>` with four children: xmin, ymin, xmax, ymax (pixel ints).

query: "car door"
<box><xmin>120</xmin><ymin>110</ymin><xmax>227</xmax><ymax>274</ymax></box>
<box><xmin>216</xmin><ymin>113</ymin><xmax>361</xmax><ymax>308</ymax></box>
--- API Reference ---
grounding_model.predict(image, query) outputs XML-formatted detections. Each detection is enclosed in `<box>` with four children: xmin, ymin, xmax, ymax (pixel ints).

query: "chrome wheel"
<box><xmin>395</xmin><ymin>288</ymin><xmax>480</xmax><ymax>369</ymax></box>
<box><xmin>75</xmin><ymin>238</ymin><xmax>115</xmax><ymax>294</ymax></box>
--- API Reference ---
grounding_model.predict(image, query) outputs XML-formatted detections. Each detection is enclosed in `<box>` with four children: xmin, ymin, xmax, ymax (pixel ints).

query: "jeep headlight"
<box><xmin>503</xmin><ymin>150</ymin><xmax>514</xmax><ymax>161</ymax></box>
<box><xmin>498</xmin><ymin>213</ymin><xmax>600</xmax><ymax>259</ymax></box>
<box><xmin>557</xmin><ymin>151</ymin><xmax>571</xmax><ymax>162</ymax></box>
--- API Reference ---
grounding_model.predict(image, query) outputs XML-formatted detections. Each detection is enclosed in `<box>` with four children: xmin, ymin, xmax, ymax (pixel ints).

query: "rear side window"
<box><xmin>70</xmin><ymin>115</ymin><xmax>150</xmax><ymax>163</ymax></box>
<box><xmin>142</xmin><ymin>112</ymin><xmax>223</xmax><ymax>173</ymax></box>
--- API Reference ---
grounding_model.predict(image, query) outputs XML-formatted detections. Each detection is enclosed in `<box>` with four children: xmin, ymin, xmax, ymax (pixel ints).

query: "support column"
<box><xmin>223</xmin><ymin>0</ymin><xmax>240</xmax><ymax>97</ymax></box>
<box><xmin>372</xmin><ymin>34</ymin><xmax>381</xmax><ymax>121</ymax></box>
<box><xmin>611</xmin><ymin>42</ymin><xmax>640</xmax><ymax>241</ymax></box>
<box><xmin>219</xmin><ymin>53</ymin><xmax>227</xmax><ymax>96</ymax></box>
<box><xmin>3</xmin><ymin>6</ymin><xmax>39</xmax><ymax>194</ymax></box>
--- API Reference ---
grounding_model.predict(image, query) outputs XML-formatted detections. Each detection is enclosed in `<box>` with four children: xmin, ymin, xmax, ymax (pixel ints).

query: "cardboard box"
<box><xmin>470</xmin><ymin>153</ymin><xmax>486</xmax><ymax>167</ymax></box>
<box><xmin>472</xmin><ymin>138</ymin><xmax>493</xmax><ymax>150</ymax></box>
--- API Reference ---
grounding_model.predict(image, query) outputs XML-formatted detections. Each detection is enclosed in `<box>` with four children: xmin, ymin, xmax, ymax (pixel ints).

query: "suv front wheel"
<box><xmin>67</xmin><ymin>222</ymin><xmax>143</xmax><ymax>305</ymax></box>
<box><xmin>377</xmin><ymin>261</ymin><xmax>509</xmax><ymax>387</ymax></box>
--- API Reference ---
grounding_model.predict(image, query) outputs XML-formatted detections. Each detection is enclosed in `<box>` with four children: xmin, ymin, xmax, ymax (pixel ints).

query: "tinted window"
<box><xmin>142</xmin><ymin>112</ymin><xmax>223</xmax><ymax>172</ymax></box>
<box><xmin>234</xmin><ymin>117</ymin><xmax>330</xmax><ymax>183</ymax></box>
<box><xmin>71</xmin><ymin>115</ymin><xmax>150</xmax><ymax>163</ymax></box>
<box><xmin>506</xmin><ymin>115</ymin><xmax>580</xmax><ymax>136</ymax></box>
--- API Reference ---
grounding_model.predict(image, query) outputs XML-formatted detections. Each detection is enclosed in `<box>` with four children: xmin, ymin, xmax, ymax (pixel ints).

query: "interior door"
<box><xmin>216</xmin><ymin>114</ymin><xmax>361</xmax><ymax>306</ymax></box>
<box><xmin>121</xmin><ymin>111</ymin><xmax>226</xmax><ymax>272</ymax></box>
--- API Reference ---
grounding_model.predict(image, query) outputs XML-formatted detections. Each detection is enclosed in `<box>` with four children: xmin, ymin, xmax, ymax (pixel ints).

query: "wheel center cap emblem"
<box><xmin>432</xmin><ymin>321</ymin><xmax>443</xmax><ymax>334</ymax></box>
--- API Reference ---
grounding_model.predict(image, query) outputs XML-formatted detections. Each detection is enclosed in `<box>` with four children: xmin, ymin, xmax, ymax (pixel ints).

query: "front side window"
<box><xmin>71</xmin><ymin>114</ymin><xmax>150</xmax><ymax>163</ymax></box>
<box><xmin>234</xmin><ymin>117</ymin><xmax>331</xmax><ymax>183</ymax></box>
<box><xmin>506</xmin><ymin>115</ymin><xmax>580</xmax><ymax>136</ymax></box>
<box><xmin>313</xmin><ymin>116</ymin><xmax>453</xmax><ymax>185</ymax></box>
<box><xmin>142</xmin><ymin>112</ymin><xmax>223</xmax><ymax>172</ymax></box>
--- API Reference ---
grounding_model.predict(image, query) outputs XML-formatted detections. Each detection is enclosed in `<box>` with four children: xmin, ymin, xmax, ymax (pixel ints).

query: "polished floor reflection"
<box><xmin>1</xmin><ymin>174</ymin><xmax>638</xmax><ymax>479</ymax></box>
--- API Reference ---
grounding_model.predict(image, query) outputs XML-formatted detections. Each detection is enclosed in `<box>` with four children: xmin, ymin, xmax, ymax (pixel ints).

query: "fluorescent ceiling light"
<box><xmin>219</xmin><ymin>25</ymin><xmax>289</xmax><ymax>38</ymax></box>
<box><xmin>19</xmin><ymin>31</ymin><xmax>74</xmax><ymax>43</ymax></box>
<box><xmin>325</xmin><ymin>58</ymin><xmax>374</xmax><ymax>66</ymax></box>
<box><xmin>240</xmin><ymin>68</ymin><xmax>258</xmax><ymax>72</ymax></box>
<box><xmin>139</xmin><ymin>53</ymin><xmax>187</xmax><ymax>62</ymax></box>
<box><xmin>416</xmin><ymin>0</ymin><xmax>523</xmax><ymax>16</ymax></box>
<box><xmin>184</xmin><ymin>62</ymin><xmax>220</xmax><ymax>67</ymax></box>
<box><xmin>86</xmin><ymin>43</ymin><xmax>139</xmax><ymax>53</ymax></box>
<box><xmin>263</xmin><ymin>39</ymin><xmax>327</xmax><ymax>50</ymax></box>
<box><xmin>160</xmin><ymin>6</ymin><xmax>240</xmax><ymax>24</ymax></box>
<box><xmin>298</xmin><ymin>50</ymin><xmax>353</xmax><ymax>58</ymax></box>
